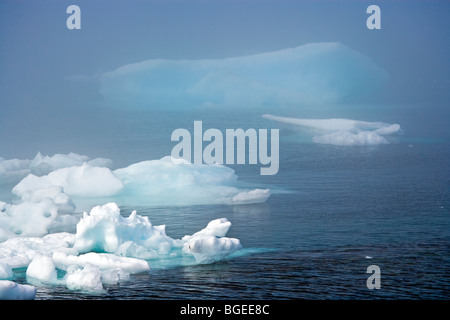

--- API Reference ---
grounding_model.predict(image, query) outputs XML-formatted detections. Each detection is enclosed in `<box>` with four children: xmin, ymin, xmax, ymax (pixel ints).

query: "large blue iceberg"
<box><xmin>99</xmin><ymin>42</ymin><xmax>389</xmax><ymax>109</ymax></box>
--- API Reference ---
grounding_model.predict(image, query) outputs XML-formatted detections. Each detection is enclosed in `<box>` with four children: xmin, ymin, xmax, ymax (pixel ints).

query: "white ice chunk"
<box><xmin>26</xmin><ymin>254</ymin><xmax>58</xmax><ymax>285</ymax></box>
<box><xmin>19</xmin><ymin>185</ymin><xmax>75</xmax><ymax>213</ymax></box>
<box><xmin>183</xmin><ymin>236</ymin><xmax>242</xmax><ymax>264</ymax></box>
<box><xmin>75</xmin><ymin>203</ymin><xmax>242</xmax><ymax>266</ymax></box>
<box><xmin>65</xmin><ymin>264</ymin><xmax>104</xmax><ymax>293</ymax></box>
<box><xmin>0</xmin><ymin>199</ymin><xmax>58</xmax><ymax>237</ymax></box>
<box><xmin>182</xmin><ymin>218</ymin><xmax>232</xmax><ymax>242</ymax></box>
<box><xmin>13</xmin><ymin>164</ymin><xmax>123</xmax><ymax>198</ymax></box>
<box><xmin>0</xmin><ymin>232</ymin><xmax>75</xmax><ymax>269</ymax></box>
<box><xmin>60</xmin><ymin>251</ymin><xmax>147</xmax><ymax>292</ymax></box>
<box><xmin>231</xmin><ymin>189</ymin><xmax>271</xmax><ymax>205</ymax></box>
<box><xmin>0</xmin><ymin>262</ymin><xmax>13</xmax><ymax>280</ymax></box>
<box><xmin>0</xmin><ymin>280</ymin><xmax>36</xmax><ymax>300</ymax></box>
<box><xmin>0</xmin><ymin>185</ymin><xmax>77</xmax><ymax>238</ymax></box>
<box><xmin>74</xmin><ymin>202</ymin><xmax>174</xmax><ymax>256</ymax></box>
<box><xmin>100</xmin><ymin>268</ymin><xmax>130</xmax><ymax>285</ymax></box>
<box><xmin>53</xmin><ymin>251</ymin><xmax>150</xmax><ymax>274</ymax></box>
<box><xmin>182</xmin><ymin>218</ymin><xmax>242</xmax><ymax>264</ymax></box>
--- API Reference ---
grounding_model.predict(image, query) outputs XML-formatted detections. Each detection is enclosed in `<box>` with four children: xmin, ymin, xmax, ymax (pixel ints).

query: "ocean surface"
<box><xmin>3</xmin><ymin>105</ymin><xmax>450</xmax><ymax>300</ymax></box>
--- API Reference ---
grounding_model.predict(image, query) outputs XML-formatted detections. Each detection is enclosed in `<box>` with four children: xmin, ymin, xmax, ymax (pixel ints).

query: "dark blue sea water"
<box><xmin>6</xmin><ymin>105</ymin><xmax>450</xmax><ymax>300</ymax></box>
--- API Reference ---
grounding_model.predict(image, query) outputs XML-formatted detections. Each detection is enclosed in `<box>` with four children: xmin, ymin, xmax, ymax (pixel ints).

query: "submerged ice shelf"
<box><xmin>0</xmin><ymin>152</ymin><xmax>269</xmax><ymax>298</ymax></box>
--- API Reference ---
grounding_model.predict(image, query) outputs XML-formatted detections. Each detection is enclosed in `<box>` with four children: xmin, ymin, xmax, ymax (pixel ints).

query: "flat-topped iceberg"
<box><xmin>100</xmin><ymin>42</ymin><xmax>389</xmax><ymax>109</ymax></box>
<box><xmin>263</xmin><ymin>114</ymin><xmax>401</xmax><ymax>146</ymax></box>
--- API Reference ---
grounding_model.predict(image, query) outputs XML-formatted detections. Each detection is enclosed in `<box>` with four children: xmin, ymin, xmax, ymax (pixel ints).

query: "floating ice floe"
<box><xmin>0</xmin><ymin>203</ymin><xmax>243</xmax><ymax>296</ymax></box>
<box><xmin>4</xmin><ymin>154</ymin><xmax>269</xmax><ymax>209</ymax></box>
<box><xmin>0</xmin><ymin>153</ymin><xmax>269</xmax><ymax>238</ymax></box>
<box><xmin>263</xmin><ymin>114</ymin><xmax>401</xmax><ymax>146</ymax></box>
<box><xmin>0</xmin><ymin>153</ymin><xmax>262</xmax><ymax>297</ymax></box>
<box><xmin>113</xmin><ymin>156</ymin><xmax>270</xmax><ymax>206</ymax></box>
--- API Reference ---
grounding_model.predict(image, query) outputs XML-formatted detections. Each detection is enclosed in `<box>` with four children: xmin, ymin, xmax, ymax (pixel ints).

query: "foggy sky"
<box><xmin>0</xmin><ymin>0</ymin><xmax>449</xmax><ymax>158</ymax></box>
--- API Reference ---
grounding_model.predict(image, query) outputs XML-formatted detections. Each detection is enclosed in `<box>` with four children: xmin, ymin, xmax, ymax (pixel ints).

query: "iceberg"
<box><xmin>0</xmin><ymin>281</ymin><xmax>36</xmax><ymax>300</ymax></box>
<box><xmin>0</xmin><ymin>154</ymin><xmax>269</xmax><ymax>240</ymax></box>
<box><xmin>0</xmin><ymin>202</ymin><xmax>244</xmax><ymax>294</ymax></box>
<box><xmin>113</xmin><ymin>156</ymin><xmax>270</xmax><ymax>206</ymax></box>
<box><xmin>26</xmin><ymin>254</ymin><xmax>58</xmax><ymax>285</ymax></box>
<box><xmin>181</xmin><ymin>218</ymin><xmax>242</xmax><ymax>264</ymax></box>
<box><xmin>99</xmin><ymin>42</ymin><xmax>389</xmax><ymax>109</ymax></box>
<box><xmin>5</xmin><ymin>154</ymin><xmax>269</xmax><ymax>212</ymax></box>
<box><xmin>73</xmin><ymin>203</ymin><xmax>242</xmax><ymax>264</ymax></box>
<box><xmin>73</xmin><ymin>202</ymin><xmax>175</xmax><ymax>256</ymax></box>
<box><xmin>263</xmin><ymin>114</ymin><xmax>401</xmax><ymax>146</ymax></box>
<box><xmin>0</xmin><ymin>152</ymin><xmax>112</xmax><ymax>186</ymax></box>
<box><xmin>1</xmin><ymin>184</ymin><xmax>77</xmax><ymax>237</ymax></box>
<box><xmin>183</xmin><ymin>236</ymin><xmax>242</xmax><ymax>264</ymax></box>
<box><xmin>53</xmin><ymin>251</ymin><xmax>150</xmax><ymax>275</ymax></box>
<box><xmin>0</xmin><ymin>152</ymin><xmax>261</xmax><ymax>295</ymax></box>
<box><xmin>13</xmin><ymin>164</ymin><xmax>124</xmax><ymax>198</ymax></box>
<box><xmin>0</xmin><ymin>232</ymin><xmax>75</xmax><ymax>269</ymax></box>
<box><xmin>64</xmin><ymin>264</ymin><xmax>105</xmax><ymax>293</ymax></box>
